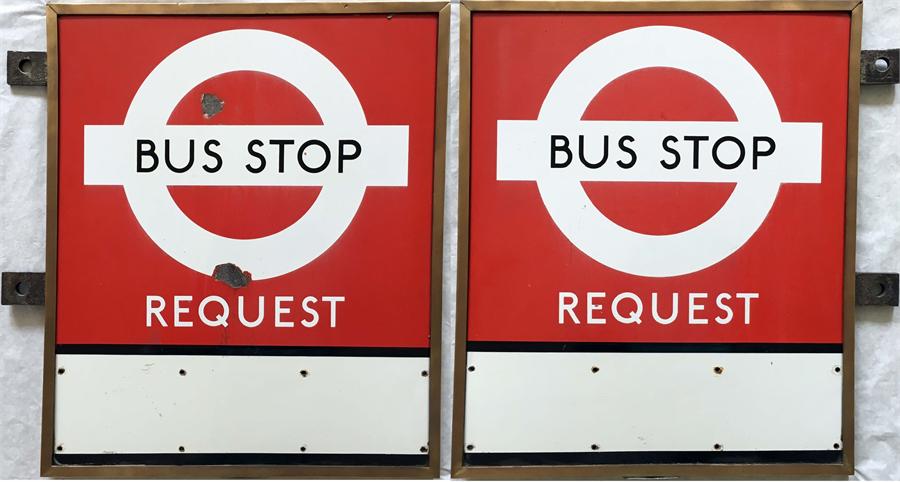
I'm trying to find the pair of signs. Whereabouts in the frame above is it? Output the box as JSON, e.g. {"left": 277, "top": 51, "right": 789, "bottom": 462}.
{"left": 43, "top": 0, "right": 861, "bottom": 478}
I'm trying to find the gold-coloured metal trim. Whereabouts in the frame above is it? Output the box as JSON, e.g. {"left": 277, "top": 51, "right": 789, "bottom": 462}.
{"left": 49, "top": 2, "right": 447, "bottom": 15}
{"left": 42, "top": 2, "right": 450, "bottom": 478}
{"left": 428, "top": 4, "right": 453, "bottom": 479}
{"left": 461, "top": 0, "right": 860, "bottom": 12}
{"left": 41, "top": 4, "right": 59, "bottom": 479}
{"left": 841, "top": 2, "right": 863, "bottom": 475}
{"left": 451, "top": 3, "right": 473, "bottom": 478}
{"left": 452, "top": 0, "right": 862, "bottom": 478}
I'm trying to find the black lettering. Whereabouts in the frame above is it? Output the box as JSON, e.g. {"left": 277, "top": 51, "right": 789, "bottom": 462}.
{"left": 202, "top": 140, "right": 222, "bottom": 173}
{"left": 550, "top": 135, "right": 572, "bottom": 168}
{"left": 579, "top": 134, "right": 608, "bottom": 168}
{"left": 752, "top": 136, "right": 775, "bottom": 170}
{"left": 712, "top": 136, "right": 745, "bottom": 169}
{"left": 337, "top": 139, "right": 361, "bottom": 174}
{"left": 246, "top": 139, "right": 266, "bottom": 173}
{"left": 270, "top": 139, "right": 294, "bottom": 173}
{"left": 660, "top": 135, "right": 680, "bottom": 169}
{"left": 136, "top": 139, "right": 158, "bottom": 173}
{"left": 684, "top": 136, "right": 709, "bottom": 169}
{"left": 298, "top": 139, "right": 330, "bottom": 173}
{"left": 164, "top": 139, "right": 194, "bottom": 173}
{"left": 617, "top": 135, "right": 637, "bottom": 169}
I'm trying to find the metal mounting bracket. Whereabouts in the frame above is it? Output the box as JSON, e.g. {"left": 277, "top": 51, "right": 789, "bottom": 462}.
{"left": 6, "top": 51, "right": 47, "bottom": 86}
{"left": 861, "top": 49, "right": 899, "bottom": 85}
{"left": 1, "top": 272, "right": 45, "bottom": 306}
{"left": 855, "top": 272, "right": 899, "bottom": 306}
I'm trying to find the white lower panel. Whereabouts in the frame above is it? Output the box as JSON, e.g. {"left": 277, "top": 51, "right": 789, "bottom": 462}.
{"left": 55, "top": 354, "right": 429, "bottom": 454}
{"left": 464, "top": 351, "right": 842, "bottom": 453}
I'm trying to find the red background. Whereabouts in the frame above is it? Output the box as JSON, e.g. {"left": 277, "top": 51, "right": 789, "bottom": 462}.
{"left": 56, "top": 15, "right": 438, "bottom": 347}
{"left": 467, "top": 13, "right": 850, "bottom": 344}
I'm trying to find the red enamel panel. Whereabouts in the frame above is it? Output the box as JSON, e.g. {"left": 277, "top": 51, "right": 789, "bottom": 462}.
{"left": 56, "top": 15, "right": 438, "bottom": 347}
{"left": 467, "top": 13, "right": 850, "bottom": 344}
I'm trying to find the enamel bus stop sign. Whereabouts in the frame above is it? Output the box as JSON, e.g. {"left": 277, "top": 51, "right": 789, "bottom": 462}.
{"left": 45, "top": 4, "right": 447, "bottom": 477}
{"left": 456, "top": 3, "right": 859, "bottom": 478}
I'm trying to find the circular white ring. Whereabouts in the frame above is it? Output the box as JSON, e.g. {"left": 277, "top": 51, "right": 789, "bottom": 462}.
{"left": 123, "top": 29, "right": 367, "bottom": 280}
{"left": 537, "top": 26, "right": 782, "bottom": 277}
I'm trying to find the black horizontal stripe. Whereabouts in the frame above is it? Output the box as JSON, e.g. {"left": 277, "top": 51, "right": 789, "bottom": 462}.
{"left": 55, "top": 452, "right": 428, "bottom": 466}
{"left": 464, "top": 450, "right": 841, "bottom": 466}
{"left": 56, "top": 344, "right": 429, "bottom": 357}
{"left": 467, "top": 341, "right": 842, "bottom": 353}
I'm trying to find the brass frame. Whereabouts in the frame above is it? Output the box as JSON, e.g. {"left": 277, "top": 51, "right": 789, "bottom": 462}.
{"left": 452, "top": 0, "right": 862, "bottom": 478}
{"left": 42, "top": 2, "right": 450, "bottom": 478}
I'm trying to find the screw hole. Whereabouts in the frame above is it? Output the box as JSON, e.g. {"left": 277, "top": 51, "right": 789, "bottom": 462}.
{"left": 833, "top": 442, "right": 841, "bottom": 449}
{"left": 300, "top": 446, "right": 307, "bottom": 452}
{"left": 713, "top": 366, "right": 724, "bottom": 375}
{"left": 178, "top": 369, "right": 186, "bottom": 376}
{"left": 421, "top": 370, "right": 428, "bottom": 377}
{"left": 14, "top": 282, "right": 28, "bottom": 296}
{"left": 713, "top": 443, "right": 723, "bottom": 451}
{"left": 877, "top": 282, "right": 887, "bottom": 297}
{"left": 466, "top": 444, "right": 475, "bottom": 451}
{"left": 17, "top": 58, "right": 33, "bottom": 75}
{"left": 56, "top": 444, "right": 63, "bottom": 452}
{"left": 57, "top": 367, "right": 65, "bottom": 375}
{"left": 591, "top": 444, "right": 599, "bottom": 450}
{"left": 833, "top": 366, "right": 842, "bottom": 374}
{"left": 467, "top": 366, "right": 475, "bottom": 372}
{"left": 178, "top": 446, "right": 185, "bottom": 453}
{"left": 874, "top": 57, "right": 890, "bottom": 73}
{"left": 420, "top": 446, "right": 428, "bottom": 453}
{"left": 300, "top": 369, "right": 309, "bottom": 378}
{"left": 591, "top": 366, "right": 599, "bottom": 373}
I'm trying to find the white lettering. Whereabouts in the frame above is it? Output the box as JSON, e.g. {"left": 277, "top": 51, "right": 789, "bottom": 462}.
{"left": 322, "top": 296, "right": 345, "bottom": 328}
{"left": 651, "top": 292, "right": 677, "bottom": 325}
{"left": 553, "top": 291, "right": 761, "bottom": 328}
{"left": 586, "top": 292, "right": 606, "bottom": 324}
{"left": 559, "top": 292, "right": 580, "bottom": 324}
{"left": 274, "top": 296, "right": 294, "bottom": 327}
{"left": 174, "top": 295, "right": 192, "bottom": 327}
{"left": 146, "top": 295, "right": 166, "bottom": 327}
{"left": 238, "top": 296, "right": 264, "bottom": 328}
{"left": 736, "top": 293, "right": 760, "bottom": 324}
{"left": 199, "top": 295, "right": 229, "bottom": 327}
{"left": 688, "top": 293, "right": 708, "bottom": 324}
{"left": 301, "top": 296, "right": 319, "bottom": 328}
{"left": 612, "top": 292, "right": 642, "bottom": 324}
{"left": 715, "top": 293, "right": 733, "bottom": 324}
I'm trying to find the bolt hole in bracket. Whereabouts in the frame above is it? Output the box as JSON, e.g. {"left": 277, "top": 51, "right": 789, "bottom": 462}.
{"left": 6, "top": 51, "right": 47, "bottom": 86}
{"left": 861, "top": 49, "right": 900, "bottom": 84}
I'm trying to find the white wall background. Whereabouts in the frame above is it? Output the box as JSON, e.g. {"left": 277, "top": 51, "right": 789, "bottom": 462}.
{"left": 0, "top": 0, "right": 897, "bottom": 479}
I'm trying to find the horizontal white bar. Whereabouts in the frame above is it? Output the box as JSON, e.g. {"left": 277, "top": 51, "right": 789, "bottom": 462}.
{"left": 497, "top": 120, "right": 821, "bottom": 183}
{"left": 55, "top": 354, "right": 429, "bottom": 454}
{"left": 84, "top": 125, "right": 408, "bottom": 186}
{"left": 464, "top": 351, "right": 842, "bottom": 453}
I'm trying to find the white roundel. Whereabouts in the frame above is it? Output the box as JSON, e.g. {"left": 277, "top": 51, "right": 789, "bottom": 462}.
{"left": 503, "top": 26, "right": 820, "bottom": 278}
{"left": 101, "top": 29, "right": 408, "bottom": 280}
